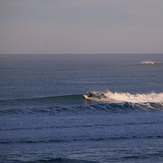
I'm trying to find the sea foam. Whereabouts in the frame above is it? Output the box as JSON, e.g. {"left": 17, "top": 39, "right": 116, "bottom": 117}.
{"left": 91, "top": 91, "right": 163, "bottom": 103}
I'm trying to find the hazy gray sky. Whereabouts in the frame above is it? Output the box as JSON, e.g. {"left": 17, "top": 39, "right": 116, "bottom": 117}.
{"left": 0, "top": 0, "right": 163, "bottom": 54}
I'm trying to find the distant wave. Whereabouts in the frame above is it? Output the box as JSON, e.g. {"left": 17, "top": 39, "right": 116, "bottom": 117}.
{"left": 138, "top": 60, "right": 163, "bottom": 66}
{"left": 140, "top": 61, "right": 156, "bottom": 65}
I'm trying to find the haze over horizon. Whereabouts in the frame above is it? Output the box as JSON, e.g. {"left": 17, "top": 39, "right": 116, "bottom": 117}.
{"left": 0, "top": 0, "right": 163, "bottom": 54}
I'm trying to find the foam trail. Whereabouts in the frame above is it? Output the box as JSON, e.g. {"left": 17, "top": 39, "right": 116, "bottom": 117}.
{"left": 91, "top": 91, "right": 163, "bottom": 103}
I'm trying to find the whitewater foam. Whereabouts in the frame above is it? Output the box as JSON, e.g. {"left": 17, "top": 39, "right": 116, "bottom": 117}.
{"left": 140, "top": 61, "right": 156, "bottom": 65}
{"left": 91, "top": 91, "right": 163, "bottom": 103}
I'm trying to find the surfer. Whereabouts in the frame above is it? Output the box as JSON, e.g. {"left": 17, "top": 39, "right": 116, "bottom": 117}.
{"left": 88, "top": 92, "right": 93, "bottom": 97}
{"left": 83, "top": 92, "right": 93, "bottom": 99}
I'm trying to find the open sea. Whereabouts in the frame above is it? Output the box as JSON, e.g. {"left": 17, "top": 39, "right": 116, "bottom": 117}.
{"left": 0, "top": 54, "right": 163, "bottom": 163}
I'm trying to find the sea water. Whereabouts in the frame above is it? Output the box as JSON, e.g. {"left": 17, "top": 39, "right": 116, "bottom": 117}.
{"left": 0, "top": 54, "right": 163, "bottom": 163}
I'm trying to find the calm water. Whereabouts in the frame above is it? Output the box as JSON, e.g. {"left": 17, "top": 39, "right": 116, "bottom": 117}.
{"left": 0, "top": 54, "right": 163, "bottom": 163}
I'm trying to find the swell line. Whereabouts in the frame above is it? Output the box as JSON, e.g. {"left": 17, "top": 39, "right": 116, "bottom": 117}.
{"left": 1, "top": 102, "right": 163, "bottom": 116}
{"left": 1, "top": 135, "right": 163, "bottom": 145}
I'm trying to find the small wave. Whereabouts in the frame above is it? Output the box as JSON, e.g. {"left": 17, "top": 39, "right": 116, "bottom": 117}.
{"left": 1, "top": 102, "right": 163, "bottom": 116}
{"left": 32, "top": 158, "right": 98, "bottom": 163}
{"left": 1, "top": 135, "right": 163, "bottom": 145}
{"left": 5, "top": 158, "right": 98, "bottom": 163}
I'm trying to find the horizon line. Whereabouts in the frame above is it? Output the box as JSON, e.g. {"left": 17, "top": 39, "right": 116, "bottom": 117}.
{"left": 0, "top": 53, "right": 163, "bottom": 55}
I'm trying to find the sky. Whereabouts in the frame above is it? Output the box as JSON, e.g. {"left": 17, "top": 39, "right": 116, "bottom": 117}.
{"left": 0, "top": 0, "right": 163, "bottom": 54}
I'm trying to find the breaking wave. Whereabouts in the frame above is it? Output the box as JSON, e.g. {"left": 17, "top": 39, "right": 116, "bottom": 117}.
{"left": 1, "top": 91, "right": 163, "bottom": 115}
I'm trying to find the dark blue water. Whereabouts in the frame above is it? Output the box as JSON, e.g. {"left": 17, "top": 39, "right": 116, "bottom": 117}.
{"left": 0, "top": 54, "right": 163, "bottom": 163}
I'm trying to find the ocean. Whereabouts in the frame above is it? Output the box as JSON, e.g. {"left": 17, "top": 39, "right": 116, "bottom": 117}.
{"left": 0, "top": 54, "right": 163, "bottom": 163}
